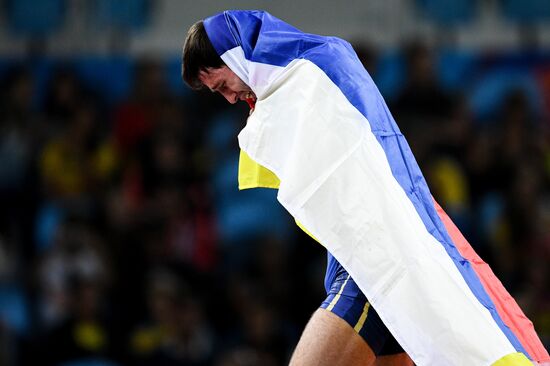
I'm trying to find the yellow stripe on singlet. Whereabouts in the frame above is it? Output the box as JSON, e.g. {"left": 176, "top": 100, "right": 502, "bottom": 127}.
{"left": 326, "top": 274, "right": 351, "bottom": 312}
{"left": 354, "top": 301, "right": 371, "bottom": 333}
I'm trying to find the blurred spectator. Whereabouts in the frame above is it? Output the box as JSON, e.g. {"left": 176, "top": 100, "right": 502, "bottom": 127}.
{"left": 44, "top": 67, "right": 90, "bottom": 134}
{"left": 221, "top": 261, "right": 296, "bottom": 364}
{"left": 393, "top": 40, "right": 453, "bottom": 123}
{"left": 492, "top": 90, "right": 545, "bottom": 184}
{"left": 351, "top": 40, "right": 378, "bottom": 77}
{"left": 425, "top": 156, "right": 471, "bottom": 229}
{"left": 216, "top": 347, "right": 278, "bottom": 366}
{"left": 30, "top": 276, "right": 122, "bottom": 366}
{"left": 518, "top": 196, "right": 550, "bottom": 347}
{"left": 486, "top": 160, "right": 546, "bottom": 288}
{"left": 0, "top": 67, "right": 36, "bottom": 194}
{"left": 0, "top": 67, "right": 40, "bottom": 260}
{"left": 139, "top": 124, "right": 188, "bottom": 195}
{"left": 433, "top": 95, "right": 473, "bottom": 161}
{"left": 129, "top": 268, "right": 214, "bottom": 366}
{"left": 112, "top": 58, "right": 168, "bottom": 155}
{"left": 37, "top": 219, "right": 111, "bottom": 328}
{"left": 424, "top": 95, "right": 474, "bottom": 227}
{"left": 39, "top": 100, "right": 118, "bottom": 200}
{"left": 142, "top": 182, "right": 217, "bottom": 271}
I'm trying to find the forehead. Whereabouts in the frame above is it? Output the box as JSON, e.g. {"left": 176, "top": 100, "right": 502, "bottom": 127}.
{"left": 198, "top": 66, "right": 235, "bottom": 89}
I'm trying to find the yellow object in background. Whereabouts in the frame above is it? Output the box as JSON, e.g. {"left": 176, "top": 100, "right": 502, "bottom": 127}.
{"left": 73, "top": 321, "right": 106, "bottom": 352}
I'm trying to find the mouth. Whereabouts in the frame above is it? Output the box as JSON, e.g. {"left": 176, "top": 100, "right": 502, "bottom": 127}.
{"left": 241, "top": 91, "right": 256, "bottom": 101}
{"left": 243, "top": 91, "right": 256, "bottom": 110}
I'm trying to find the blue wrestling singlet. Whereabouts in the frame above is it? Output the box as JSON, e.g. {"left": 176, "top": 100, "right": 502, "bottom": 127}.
{"left": 321, "top": 252, "right": 405, "bottom": 356}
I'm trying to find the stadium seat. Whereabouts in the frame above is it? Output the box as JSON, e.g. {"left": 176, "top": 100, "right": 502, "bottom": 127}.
{"left": 5, "top": 0, "right": 65, "bottom": 36}
{"left": 92, "top": 0, "right": 150, "bottom": 31}
{"left": 415, "top": 0, "right": 475, "bottom": 26}
{"left": 0, "top": 284, "right": 29, "bottom": 336}
{"left": 166, "top": 56, "right": 193, "bottom": 97}
{"left": 500, "top": 0, "right": 550, "bottom": 23}
{"left": 212, "top": 155, "right": 290, "bottom": 245}
{"left": 60, "top": 359, "right": 120, "bottom": 366}
{"left": 374, "top": 50, "right": 405, "bottom": 101}
{"left": 73, "top": 57, "right": 134, "bottom": 103}
{"left": 436, "top": 49, "right": 478, "bottom": 92}
{"left": 34, "top": 202, "right": 65, "bottom": 252}
{"left": 468, "top": 68, "right": 543, "bottom": 120}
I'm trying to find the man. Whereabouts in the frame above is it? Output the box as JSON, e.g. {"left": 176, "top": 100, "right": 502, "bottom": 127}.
{"left": 182, "top": 10, "right": 549, "bottom": 366}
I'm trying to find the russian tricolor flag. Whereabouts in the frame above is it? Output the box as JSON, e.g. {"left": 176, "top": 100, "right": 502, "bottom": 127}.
{"left": 203, "top": 10, "right": 549, "bottom": 366}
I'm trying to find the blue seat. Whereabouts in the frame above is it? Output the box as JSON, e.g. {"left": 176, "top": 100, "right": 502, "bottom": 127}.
{"left": 375, "top": 49, "right": 477, "bottom": 99}
{"left": 60, "top": 358, "right": 120, "bottom": 366}
{"left": 0, "top": 60, "right": 16, "bottom": 81}
{"left": 416, "top": 0, "right": 475, "bottom": 26}
{"left": 501, "top": 0, "right": 550, "bottom": 23}
{"left": 374, "top": 50, "right": 405, "bottom": 101}
{"left": 34, "top": 202, "right": 65, "bottom": 252}
{"left": 468, "top": 68, "right": 543, "bottom": 121}
{"left": 166, "top": 56, "right": 193, "bottom": 97}
{"left": 92, "top": 0, "right": 150, "bottom": 31}
{"left": 5, "top": 0, "right": 65, "bottom": 36}
{"left": 73, "top": 57, "right": 134, "bottom": 103}
{"left": 436, "top": 49, "right": 478, "bottom": 92}
{"left": 212, "top": 154, "right": 290, "bottom": 244}
{"left": 26, "top": 57, "right": 56, "bottom": 109}
{"left": 0, "top": 285, "right": 29, "bottom": 336}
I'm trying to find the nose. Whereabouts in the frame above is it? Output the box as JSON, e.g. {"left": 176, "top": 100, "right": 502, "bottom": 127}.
{"left": 221, "top": 90, "right": 238, "bottom": 104}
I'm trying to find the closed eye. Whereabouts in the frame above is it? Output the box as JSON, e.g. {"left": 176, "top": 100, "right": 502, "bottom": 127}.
{"left": 210, "top": 82, "right": 224, "bottom": 93}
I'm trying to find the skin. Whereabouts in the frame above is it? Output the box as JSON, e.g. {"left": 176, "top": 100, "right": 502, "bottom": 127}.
{"left": 200, "top": 66, "right": 413, "bottom": 366}
{"left": 198, "top": 66, "right": 256, "bottom": 104}
{"left": 290, "top": 309, "right": 414, "bottom": 366}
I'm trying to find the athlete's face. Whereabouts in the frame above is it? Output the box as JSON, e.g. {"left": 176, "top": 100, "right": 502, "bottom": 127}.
{"left": 199, "top": 66, "right": 256, "bottom": 104}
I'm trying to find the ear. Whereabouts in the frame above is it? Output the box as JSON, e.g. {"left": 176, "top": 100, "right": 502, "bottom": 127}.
{"left": 198, "top": 68, "right": 212, "bottom": 87}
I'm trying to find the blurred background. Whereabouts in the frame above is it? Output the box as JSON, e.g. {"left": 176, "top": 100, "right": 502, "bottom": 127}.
{"left": 0, "top": 0, "right": 549, "bottom": 365}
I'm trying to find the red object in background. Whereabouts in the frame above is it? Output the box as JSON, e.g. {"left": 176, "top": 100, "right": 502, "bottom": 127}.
{"left": 536, "top": 67, "right": 550, "bottom": 126}
{"left": 113, "top": 103, "right": 154, "bottom": 153}
{"left": 163, "top": 185, "right": 218, "bottom": 272}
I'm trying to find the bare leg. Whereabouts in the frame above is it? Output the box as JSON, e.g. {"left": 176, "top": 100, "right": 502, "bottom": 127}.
{"left": 375, "top": 353, "right": 414, "bottom": 366}
{"left": 290, "top": 308, "right": 414, "bottom": 366}
{"left": 289, "top": 308, "right": 376, "bottom": 366}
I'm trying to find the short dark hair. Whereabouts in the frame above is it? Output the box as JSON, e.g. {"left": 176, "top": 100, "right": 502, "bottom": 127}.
{"left": 182, "top": 20, "right": 225, "bottom": 90}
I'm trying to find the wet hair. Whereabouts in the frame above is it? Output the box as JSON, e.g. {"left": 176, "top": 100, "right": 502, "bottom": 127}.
{"left": 181, "top": 20, "right": 225, "bottom": 90}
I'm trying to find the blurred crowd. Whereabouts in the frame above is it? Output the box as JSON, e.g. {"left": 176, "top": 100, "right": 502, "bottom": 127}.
{"left": 0, "top": 41, "right": 548, "bottom": 366}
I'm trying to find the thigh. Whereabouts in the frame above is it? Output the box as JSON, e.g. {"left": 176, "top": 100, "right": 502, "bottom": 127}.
{"left": 375, "top": 353, "right": 414, "bottom": 366}
{"left": 321, "top": 275, "right": 403, "bottom": 358}
{"left": 289, "top": 308, "right": 376, "bottom": 366}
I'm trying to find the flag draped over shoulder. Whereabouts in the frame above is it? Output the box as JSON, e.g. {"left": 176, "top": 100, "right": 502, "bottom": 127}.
{"left": 203, "top": 10, "right": 549, "bottom": 366}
